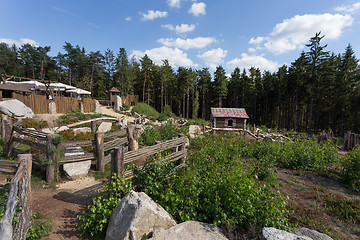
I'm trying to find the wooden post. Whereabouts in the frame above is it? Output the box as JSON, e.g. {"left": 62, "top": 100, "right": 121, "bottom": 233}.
{"left": 344, "top": 132, "right": 349, "bottom": 150}
{"left": 202, "top": 123, "right": 206, "bottom": 133}
{"left": 4, "top": 119, "right": 13, "bottom": 157}
{"left": 178, "top": 134, "right": 185, "bottom": 165}
{"left": 91, "top": 120, "right": 97, "bottom": 132}
{"left": 95, "top": 132, "right": 105, "bottom": 172}
{"left": 127, "top": 125, "right": 139, "bottom": 151}
{"left": 111, "top": 146, "right": 125, "bottom": 176}
{"left": 46, "top": 134, "right": 55, "bottom": 182}
{"left": 350, "top": 133, "right": 355, "bottom": 150}
{"left": 1, "top": 114, "right": 8, "bottom": 139}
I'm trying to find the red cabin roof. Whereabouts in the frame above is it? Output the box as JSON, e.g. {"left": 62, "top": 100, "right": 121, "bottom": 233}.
{"left": 211, "top": 107, "right": 249, "bottom": 119}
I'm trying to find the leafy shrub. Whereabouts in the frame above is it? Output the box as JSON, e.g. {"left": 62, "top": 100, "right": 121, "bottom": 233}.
{"left": 26, "top": 214, "right": 52, "bottom": 240}
{"left": 158, "top": 105, "right": 175, "bottom": 121}
{"left": 77, "top": 174, "right": 134, "bottom": 237}
{"left": 131, "top": 103, "right": 159, "bottom": 118}
{"left": 60, "top": 111, "right": 104, "bottom": 125}
{"left": 140, "top": 122, "right": 188, "bottom": 146}
{"left": 341, "top": 147, "right": 360, "bottom": 192}
{"left": 123, "top": 103, "right": 130, "bottom": 111}
{"left": 22, "top": 118, "right": 48, "bottom": 129}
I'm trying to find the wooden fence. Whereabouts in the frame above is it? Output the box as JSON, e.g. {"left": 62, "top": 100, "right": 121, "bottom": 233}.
{"left": 2, "top": 114, "right": 188, "bottom": 183}
{"left": 111, "top": 134, "right": 187, "bottom": 179}
{"left": 0, "top": 154, "right": 32, "bottom": 240}
{"left": 344, "top": 132, "right": 359, "bottom": 150}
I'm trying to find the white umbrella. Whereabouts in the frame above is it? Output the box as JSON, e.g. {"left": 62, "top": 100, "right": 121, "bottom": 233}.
{"left": 67, "top": 88, "right": 91, "bottom": 95}
{"left": 50, "top": 82, "right": 76, "bottom": 90}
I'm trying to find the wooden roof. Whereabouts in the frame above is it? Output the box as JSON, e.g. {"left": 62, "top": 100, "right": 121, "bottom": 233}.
{"left": 0, "top": 84, "right": 32, "bottom": 93}
{"left": 109, "top": 87, "right": 120, "bottom": 93}
{"left": 211, "top": 107, "right": 249, "bottom": 119}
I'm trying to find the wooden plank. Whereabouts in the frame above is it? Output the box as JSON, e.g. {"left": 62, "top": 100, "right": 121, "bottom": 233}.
{"left": 13, "top": 148, "right": 43, "bottom": 166}
{"left": 13, "top": 137, "right": 47, "bottom": 152}
{"left": 104, "top": 137, "right": 128, "bottom": 151}
{"left": 60, "top": 153, "right": 95, "bottom": 163}
{"left": 13, "top": 126, "right": 48, "bottom": 141}
{"left": 61, "top": 140, "right": 94, "bottom": 148}
{"left": 67, "top": 117, "right": 118, "bottom": 128}
{"left": 104, "top": 129, "right": 127, "bottom": 139}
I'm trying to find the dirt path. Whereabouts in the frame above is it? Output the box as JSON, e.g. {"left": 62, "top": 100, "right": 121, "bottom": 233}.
{"left": 100, "top": 106, "right": 135, "bottom": 122}
{"left": 32, "top": 177, "right": 103, "bottom": 240}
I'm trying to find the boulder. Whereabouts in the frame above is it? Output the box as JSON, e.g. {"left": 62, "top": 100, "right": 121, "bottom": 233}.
{"left": 189, "top": 125, "right": 202, "bottom": 138}
{"left": 117, "top": 117, "right": 128, "bottom": 129}
{"left": 72, "top": 127, "right": 91, "bottom": 135}
{"left": 79, "top": 102, "right": 84, "bottom": 113}
{"left": 63, "top": 147, "right": 90, "bottom": 179}
{"left": 0, "top": 99, "right": 34, "bottom": 118}
{"left": 98, "top": 122, "right": 112, "bottom": 133}
{"left": 41, "top": 128, "right": 55, "bottom": 134}
{"left": 48, "top": 102, "right": 57, "bottom": 114}
{"left": 55, "top": 126, "right": 69, "bottom": 132}
{"left": 94, "top": 100, "right": 101, "bottom": 113}
{"left": 150, "top": 221, "right": 228, "bottom": 240}
{"left": 262, "top": 228, "right": 312, "bottom": 240}
{"left": 295, "top": 228, "right": 333, "bottom": 240}
{"left": 106, "top": 191, "right": 176, "bottom": 240}
{"left": 114, "top": 96, "right": 122, "bottom": 111}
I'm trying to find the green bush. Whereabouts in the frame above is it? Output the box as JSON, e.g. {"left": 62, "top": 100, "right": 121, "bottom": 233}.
{"left": 341, "top": 147, "right": 360, "bottom": 192}
{"left": 158, "top": 105, "right": 175, "bottom": 121}
{"left": 77, "top": 174, "right": 134, "bottom": 238}
{"left": 26, "top": 214, "right": 52, "bottom": 240}
{"left": 131, "top": 103, "right": 159, "bottom": 118}
{"left": 22, "top": 118, "right": 48, "bottom": 129}
{"left": 140, "top": 122, "right": 188, "bottom": 146}
{"left": 123, "top": 103, "right": 130, "bottom": 111}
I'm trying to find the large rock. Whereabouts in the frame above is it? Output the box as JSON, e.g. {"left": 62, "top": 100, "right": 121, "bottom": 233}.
{"left": 262, "top": 228, "right": 312, "bottom": 240}
{"left": 189, "top": 125, "right": 202, "bottom": 138}
{"left": 63, "top": 147, "right": 91, "bottom": 179}
{"left": 295, "top": 228, "right": 333, "bottom": 240}
{"left": 0, "top": 99, "right": 34, "bottom": 118}
{"left": 114, "top": 96, "right": 122, "bottom": 111}
{"left": 150, "top": 221, "right": 228, "bottom": 240}
{"left": 94, "top": 100, "right": 101, "bottom": 113}
{"left": 106, "top": 191, "right": 176, "bottom": 240}
{"left": 72, "top": 127, "right": 91, "bottom": 135}
{"left": 48, "top": 101, "right": 57, "bottom": 114}
{"left": 98, "top": 122, "right": 112, "bottom": 133}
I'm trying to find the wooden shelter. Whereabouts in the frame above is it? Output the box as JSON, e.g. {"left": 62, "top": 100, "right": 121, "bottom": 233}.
{"left": 210, "top": 107, "right": 249, "bottom": 129}
{"left": 0, "top": 84, "right": 32, "bottom": 100}
{"left": 109, "top": 87, "right": 121, "bottom": 105}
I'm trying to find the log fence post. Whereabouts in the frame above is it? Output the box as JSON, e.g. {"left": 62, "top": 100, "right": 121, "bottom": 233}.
{"left": 1, "top": 114, "right": 8, "bottom": 139}
{"left": 95, "top": 131, "right": 105, "bottom": 172}
{"left": 91, "top": 120, "right": 97, "bottom": 132}
{"left": 178, "top": 134, "right": 186, "bottom": 165}
{"left": 46, "top": 133, "right": 55, "bottom": 182}
{"left": 4, "top": 119, "right": 13, "bottom": 157}
{"left": 111, "top": 146, "right": 125, "bottom": 176}
{"left": 127, "top": 125, "right": 139, "bottom": 151}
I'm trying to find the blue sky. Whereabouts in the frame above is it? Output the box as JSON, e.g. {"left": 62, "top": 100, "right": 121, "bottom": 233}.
{"left": 1, "top": 0, "right": 360, "bottom": 74}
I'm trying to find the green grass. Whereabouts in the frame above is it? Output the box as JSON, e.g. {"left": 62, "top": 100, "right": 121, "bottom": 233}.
{"left": 131, "top": 103, "right": 159, "bottom": 118}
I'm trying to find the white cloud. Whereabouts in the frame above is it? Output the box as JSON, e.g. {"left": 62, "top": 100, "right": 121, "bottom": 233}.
{"left": 189, "top": 2, "right": 206, "bottom": 16}
{"left": 248, "top": 48, "right": 257, "bottom": 53}
{"left": 250, "top": 13, "right": 353, "bottom": 55}
{"left": 198, "top": 48, "right": 227, "bottom": 70}
{"left": 0, "top": 38, "right": 39, "bottom": 47}
{"left": 162, "top": 24, "right": 195, "bottom": 34}
{"left": 167, "top": 0, "right": 181, "bottom": 8}
{"left": 158, "top": 37, "right": 217, "bottom": 50}
{"left": 131, "top": 46, "right": 195, "bottom": 67}
{"left": 125, "top": 16, "right": 132, "bottom": 21}
{"left": 249, "top": 36, "right": 265, "bottom": 45}
{"left": 334, "top": 2, "right": 360, "bottom": 14}
{"left": 140, "top": 10, "right": 168, "bottom": 21}
{"left": 175, "top": 24, "right": 196, "bottom": 34}
{"left": 226, "top": 54, "right": 279, "bottom": 72}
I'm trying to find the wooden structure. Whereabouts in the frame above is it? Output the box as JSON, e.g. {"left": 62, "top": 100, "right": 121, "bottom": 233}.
{"left": 109, "top": 87, "right": 121, "bottom": 105}
{"left": 0, "top": 84, "right": 32, "bottom": 100}
{"left": 0, "top": 154, "right": 32, "bottom": 240}
{"left": 210, "top": 107, "right": 249, "bottom": 129}
{"left": 344, "top": 132, "right": 359, "bottom": 150}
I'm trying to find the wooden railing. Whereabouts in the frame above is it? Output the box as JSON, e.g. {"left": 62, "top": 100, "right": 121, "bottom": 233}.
{"left": 0, "top": 154, "right": 32, "bottom": 240}
{"left": 344, "top": 132, "right": 359, "bottom": 150}
{"left": 110, "top": 134, "right": 188, "bottom": 179}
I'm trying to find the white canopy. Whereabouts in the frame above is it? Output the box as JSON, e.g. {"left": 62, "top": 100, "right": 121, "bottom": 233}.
{"left": 66, "top": 88, "right": 91, "bottom": 95}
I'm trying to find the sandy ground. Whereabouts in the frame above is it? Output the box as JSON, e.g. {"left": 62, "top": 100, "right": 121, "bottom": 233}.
{"left": 32, "top": 176, "right": 104, "bottom": 240}
{"left": 100, "top": 106, "right": 136, "bottom": 122}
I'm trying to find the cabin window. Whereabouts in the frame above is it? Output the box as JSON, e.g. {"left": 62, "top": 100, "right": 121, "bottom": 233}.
{"left": 227, "top": 118, "right": 234, "bottom": 127}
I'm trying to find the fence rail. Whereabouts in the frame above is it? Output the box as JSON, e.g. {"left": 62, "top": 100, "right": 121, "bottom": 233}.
{"left": 344, "top": 132, "right": 359, "bottom": 151}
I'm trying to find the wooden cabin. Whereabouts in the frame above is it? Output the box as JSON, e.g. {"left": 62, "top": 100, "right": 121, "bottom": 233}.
{"left": 0, "top": 84, "right": 32, "bottom": 100}
{"left": 109, "top": 87, "right": 121, "bottom": 105}
{"left": 210, "top": 107, "right": 249, "bottom": 129}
